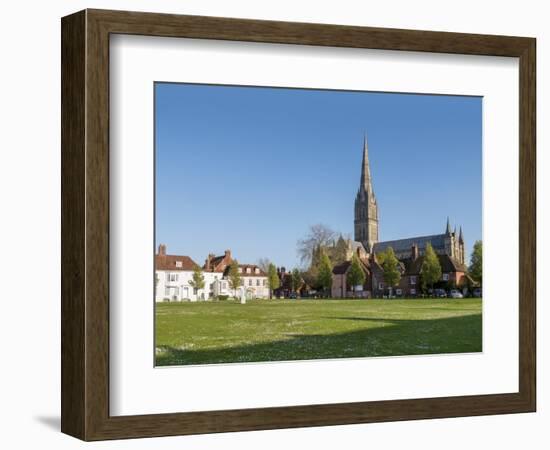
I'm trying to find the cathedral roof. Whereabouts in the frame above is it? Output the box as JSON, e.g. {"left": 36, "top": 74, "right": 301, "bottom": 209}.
{"left": 373, "top": 233, "right": 447, "bottom": 254}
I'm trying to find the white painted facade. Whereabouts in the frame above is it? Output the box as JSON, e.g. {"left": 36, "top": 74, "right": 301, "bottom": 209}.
{"left": 155, "top": 267, "right": 269, "bottom": 302}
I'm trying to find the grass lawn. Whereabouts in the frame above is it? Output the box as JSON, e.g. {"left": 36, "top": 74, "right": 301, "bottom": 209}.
{"left": 155, "top": 298, "right": 482, "bottom": 366}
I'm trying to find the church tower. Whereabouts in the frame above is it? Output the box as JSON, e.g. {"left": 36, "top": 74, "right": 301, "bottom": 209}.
{"left": 354, "top": 135, "right": 379, "bottom": 252}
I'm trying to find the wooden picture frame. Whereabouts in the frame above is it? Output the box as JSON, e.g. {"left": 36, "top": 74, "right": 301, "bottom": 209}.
{"left": 61, "top": 9, "right": 536, "bottom": 441}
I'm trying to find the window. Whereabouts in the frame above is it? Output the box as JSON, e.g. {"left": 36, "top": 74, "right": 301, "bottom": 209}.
{"left": 168, "top": 273, "right": 178, "bottom": 282}
{"left": 378, "top": 282, "right": 384, "bottom": 290}
{"left": 263, "top": 280, "right": 267, "bottom": 286}
{"left": 164, "top": 287, "right": 170, "bottom": 296}
{"left": 238, "top": 267, "right": 242, "bottom": 273}
{"left": 255, "top": 268, "right": 260, "bottom": 274}
{"left": 248, "top": 279, "right": 253, "bottom": 286}
{"left": 175, "top": 261, "right": 182, "bottom": 268}
{"left": 410, "top": 276, "right": 416, "bottom": 285}
{"left": 410, "top": 288, "right": 416, "bottom": 295}
{"left": 396, "top": 289, "right": 402, "bottom": 295}
{"left": 442, "top": 273, "right": 449, "bottom": 281}
{"left": 246, "top": 267, "right": 252, "bottom": 274}
{"left": 256, "top": 279, "right": 260, "bottom": 286}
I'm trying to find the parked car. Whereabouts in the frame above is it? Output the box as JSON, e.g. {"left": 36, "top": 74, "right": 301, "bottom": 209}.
{"left": 433, "top": 289, "right": 447, "bottom": 298}
{"left": 449, "top": 289, "right": 464, "bottom": 299}
{"left": 473, "top": 288, "right": 482, "bottom": 297}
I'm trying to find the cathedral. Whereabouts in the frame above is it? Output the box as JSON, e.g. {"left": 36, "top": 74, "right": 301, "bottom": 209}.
{"left": 354, "top": 135, "right": 465, "bottom": 265}
{"left": 329, "top": 136, "right": 471, "bottom": 298}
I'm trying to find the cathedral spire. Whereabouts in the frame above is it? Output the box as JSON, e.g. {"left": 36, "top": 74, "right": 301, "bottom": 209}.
{"left": 354, "top": 134, "right": 379, "bottom": 249}
{"left": 459, "top": 226, "right": 464, "bottom": 243}
{"left": 445, "top": 217, "right": 452, "bottom": 235}
{"left": 360, "top": 133, "right": 373, "bottom": 194}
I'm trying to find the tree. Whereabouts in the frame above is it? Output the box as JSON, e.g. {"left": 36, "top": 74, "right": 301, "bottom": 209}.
{"left": 291, "top": 268, "right": 303, "bottom": 297}
{"left": 421, "top": 243, "right": 442, "bottom": 293}
{"left": 317, "top": 250, "right": 333, "bottom": 297}
{"left": 227, "top": 260, "right": 242, "bottom": 298}
{"left": 257, "top": 257, "right": 271, "bottom": 274}
{"left": 375, "top": 251, "right": 387, "bottom": 266}
{"left": 267, "top": 263, "right": 280, "bottom": 299}
{"left": 331, "top": 235, "right": 349, "bottom": 266}
{"left": 469, "top": 240, "right": 483, "bottom": 284}
{"left": 346, "top": 253, "right": 366, "bottom": 295}
{"left": 297, "top": 224, "right": 337, "bottom": 266}
{"left": 382, "top": 247, "right": 401, "bottom": 296}
{"left": 188, "top": 265, "right": 205, "bottom": 300}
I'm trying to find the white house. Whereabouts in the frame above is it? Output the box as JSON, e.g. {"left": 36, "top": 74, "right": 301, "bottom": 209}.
{"left": 155, "top": 245, "right": 269, "bottom": 302}
{"left": 234, "top": 264, "right": 269, "bottom": 299}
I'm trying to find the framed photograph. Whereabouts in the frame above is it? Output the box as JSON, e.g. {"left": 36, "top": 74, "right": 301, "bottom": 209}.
{"left": 61, "top": 9, "right": 536, "bottom": 440}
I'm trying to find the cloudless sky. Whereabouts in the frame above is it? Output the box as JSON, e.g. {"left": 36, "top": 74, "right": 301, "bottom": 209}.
{"left": 155, "top": 83, "right": 482, "bottom": 269}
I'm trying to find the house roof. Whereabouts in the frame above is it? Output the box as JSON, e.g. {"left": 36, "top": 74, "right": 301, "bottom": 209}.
{"left": 155, "top": 254, "right": 198, "bottom": 271}
{"left": 223, "top": 264, "right": 266, "bottom": 277}
{"left": 332, "top": 258, "right": 370, "bottom": 275}
{"left": 373, "top": 233, "right": 447, "bottom": 254}
{"left": 332, "top": 261, "right": 352, "bottom": 275}
{"left": 203, "top": 251, "right": 232, "bottom": 273}
{"left": 401, "top": 254, "right": 467, "bottom": 275}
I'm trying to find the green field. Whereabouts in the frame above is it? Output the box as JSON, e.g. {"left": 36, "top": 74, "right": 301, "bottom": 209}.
{"left": 155, "top": 298, "right": 482, "bottom": 366}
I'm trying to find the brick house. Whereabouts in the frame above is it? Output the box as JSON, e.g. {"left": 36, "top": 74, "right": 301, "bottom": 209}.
{"left": 371, "top": 244, "right": 469, "bottom": 298}
{"left": 331, "top": 255, "right": 373, "bottom": 298}
{"left": 331, "top": 244, "right": 470, "bottom": 299}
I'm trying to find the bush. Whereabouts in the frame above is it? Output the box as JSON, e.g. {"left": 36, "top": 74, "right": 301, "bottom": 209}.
{"left": 217, "top": 295, "right": 229, "bottom": 301}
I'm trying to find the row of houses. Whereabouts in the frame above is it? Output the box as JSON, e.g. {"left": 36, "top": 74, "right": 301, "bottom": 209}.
{"left": 331, "top": 242, "right": 472, "bottom": 298}
{"left": 155, "top": 245, "right": 269, "bottom": 302}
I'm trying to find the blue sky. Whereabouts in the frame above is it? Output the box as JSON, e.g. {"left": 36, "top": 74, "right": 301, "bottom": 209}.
{"left": 155, "top": 83, "right": 482, "bottom": 269}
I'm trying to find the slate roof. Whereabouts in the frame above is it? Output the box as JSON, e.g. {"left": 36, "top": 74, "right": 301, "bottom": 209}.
{"left": 332, "top": 258, "right": 370, "bottom": 275}
{"left": 332, "top": 261, "right": 352, "bottom": 275}
{"left": 401, "top": 254, "right": 467, "bottom": 275}
{"left": 373, "top": 233, "right": 447, "bottom": 254}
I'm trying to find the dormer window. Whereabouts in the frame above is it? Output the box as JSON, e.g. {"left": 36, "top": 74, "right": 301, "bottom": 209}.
{"left": 175, "top": 261, "right": 182, "bottom": 268}
{"left": 246, "top": 267, "right": 252, "bottom": 274}
{"left": 255, "top": 268, "right": 260, "bottom": 274}
{"left": 238, "top": 267, "right": 242, "bottom": 273}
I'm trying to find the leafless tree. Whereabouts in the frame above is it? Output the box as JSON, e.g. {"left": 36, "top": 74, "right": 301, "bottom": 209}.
{"left": 296, "top": 223, "right": 337, "bottom": 266}
{"left": 257, "top": 257, "right": 272, "bottom": 274}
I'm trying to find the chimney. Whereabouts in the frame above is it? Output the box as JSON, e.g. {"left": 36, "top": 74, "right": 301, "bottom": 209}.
{"left": 411, "top": 244, "right": 419, "bottom": 261}
{"left": 205, "top": 254, "right": 212, "bottom": 271}
{"left": 224, "top": 249, "right": 231, "bottom": 260}
{"left": 158, "top": 244, "right": 166, "bottom": 256}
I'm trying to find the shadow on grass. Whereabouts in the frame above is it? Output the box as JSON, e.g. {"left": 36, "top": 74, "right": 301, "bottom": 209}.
{"left": 156, "top": 313, "right": 482, "bottom": 366}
